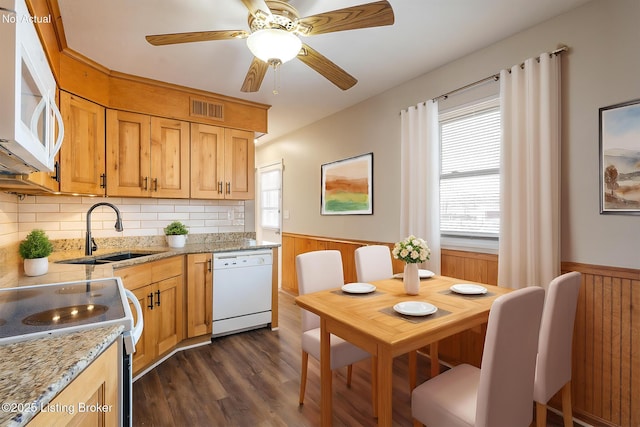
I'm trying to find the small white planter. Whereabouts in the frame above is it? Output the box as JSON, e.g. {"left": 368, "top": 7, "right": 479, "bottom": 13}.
{"left": 24, "top": 257, "right": 49, "bottom": 277}
{"left": 166, "top": 234, "right": 187, "bottom": 248}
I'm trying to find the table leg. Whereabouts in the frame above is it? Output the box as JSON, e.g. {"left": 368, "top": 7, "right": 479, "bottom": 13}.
{"left": 430, "top": 342, "right": 439, "bottom": 378}
{"left": 320, "top": 318, "right": 332, "bottom": 426}
{"left": 377, "top": 346, "right": 393, "bottom": 426}
{"left": 408, "top": 350, "right": 417, "bottom": 391}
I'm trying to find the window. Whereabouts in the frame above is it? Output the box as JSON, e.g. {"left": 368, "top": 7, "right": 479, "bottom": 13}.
{"left": 439, "top": 98, "right": 500, "bottom": 239}
{"left": 259, "top": 168, "right": 281, "bottom": 230}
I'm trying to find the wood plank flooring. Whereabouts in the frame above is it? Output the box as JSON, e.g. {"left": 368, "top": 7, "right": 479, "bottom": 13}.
{"left": 132, "top": 291, "right": 571, "bottom": 426}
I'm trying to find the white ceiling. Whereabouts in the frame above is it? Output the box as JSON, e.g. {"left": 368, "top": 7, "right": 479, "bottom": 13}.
{"left": 57, "top": 0, "right": 590, "bottom": 143}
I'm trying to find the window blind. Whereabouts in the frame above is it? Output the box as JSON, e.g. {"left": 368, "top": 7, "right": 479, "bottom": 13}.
{"left": 440, "top": 102, "right": 500, "bottom": 237}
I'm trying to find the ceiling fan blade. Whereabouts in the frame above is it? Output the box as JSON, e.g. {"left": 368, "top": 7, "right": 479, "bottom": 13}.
{"left": 297, "top": 44, "right": 357, "bottom": 90}
{"left": 146, "top": 30, "right": 248, "bottom": 46}
{"left": 241, "top": 57, "right": 269, "bottom": 92}
{"left": 297, "top": 0, "right": 394, "bottom": 36}
{"left": 240, "top": 0, "right": 272, "bottom": 19}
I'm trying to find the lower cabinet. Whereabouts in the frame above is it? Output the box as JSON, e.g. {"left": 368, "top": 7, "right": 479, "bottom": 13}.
{"left": 186, "top": 253, "right": 213, "bottom": 338}
{"left": 28, "top": 340, "right": 119, "bottom": 426}
{"left": 118, "top": 256, "right": 184, "bottom": 375}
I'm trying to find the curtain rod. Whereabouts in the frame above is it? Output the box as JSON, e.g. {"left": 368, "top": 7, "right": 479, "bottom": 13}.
{"left": 431, "top": 45, "right": 568, "bottom": 103}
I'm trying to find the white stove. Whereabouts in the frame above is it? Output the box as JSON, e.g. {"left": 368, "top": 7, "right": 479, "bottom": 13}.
{"left": 0, "top": 277, "right": 143, "bottom": 426}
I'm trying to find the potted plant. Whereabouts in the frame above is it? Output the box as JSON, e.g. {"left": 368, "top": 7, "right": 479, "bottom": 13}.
{"left": 164, "top": 221, "right": 188, "bottom": 248}
{"left": 19, "top": 229, "right": 54, "bottom": 276}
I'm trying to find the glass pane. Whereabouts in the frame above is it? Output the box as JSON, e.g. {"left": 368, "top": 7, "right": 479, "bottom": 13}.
{"left": 440, "top": 174, "right": 500, "bottom": 236}
{"left": 20, "top": 59, "right": 46, "bottom": 146}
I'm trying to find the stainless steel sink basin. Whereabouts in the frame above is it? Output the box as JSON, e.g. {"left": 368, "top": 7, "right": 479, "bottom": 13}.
{"left": 57, "top": 251, "right": 161, "bottom": 265}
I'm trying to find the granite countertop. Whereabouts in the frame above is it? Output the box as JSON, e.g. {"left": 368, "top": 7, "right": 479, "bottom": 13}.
{"left": 0, "top": 325, "right": 123, "bottom": 426}
{"left": 0, "top": 233, "right": 280, "bottom": 426}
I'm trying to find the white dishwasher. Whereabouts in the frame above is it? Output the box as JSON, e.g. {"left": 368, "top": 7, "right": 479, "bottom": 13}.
{"left": 212, "top": 249, "right": 273, "bottom": 338}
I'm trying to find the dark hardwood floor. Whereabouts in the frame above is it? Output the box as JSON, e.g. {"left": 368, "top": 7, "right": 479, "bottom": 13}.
{"left": 132, "top": 291, "right": 570, "bottom": 426}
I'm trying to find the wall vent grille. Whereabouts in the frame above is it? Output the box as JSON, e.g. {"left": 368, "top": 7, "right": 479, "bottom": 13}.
{"left": 190, "top": 98, "right": 224, "bottom": 120}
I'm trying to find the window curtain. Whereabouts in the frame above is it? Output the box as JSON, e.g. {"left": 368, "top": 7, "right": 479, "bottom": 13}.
{"left": 498, "top": 53, "right": 561, "bottom": 289}
{"left": 400, "top": 101, "right": 441, "bottom": 274}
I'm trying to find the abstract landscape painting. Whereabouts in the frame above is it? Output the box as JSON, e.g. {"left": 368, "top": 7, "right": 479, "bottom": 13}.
{"left": 600, "top": 99, "right": 640, "bottom": 214}
{"left": 321, "top": 153, "right": 373, "bottom": 215}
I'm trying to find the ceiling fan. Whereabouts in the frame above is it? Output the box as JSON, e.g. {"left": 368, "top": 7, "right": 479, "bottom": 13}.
{"left": 145, "top": 0, "right": 394, "bottom": 93}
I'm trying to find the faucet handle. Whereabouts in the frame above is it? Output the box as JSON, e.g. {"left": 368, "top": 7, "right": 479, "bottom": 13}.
{"left": 91, "top": 237, "right": 98, "bottom": 253}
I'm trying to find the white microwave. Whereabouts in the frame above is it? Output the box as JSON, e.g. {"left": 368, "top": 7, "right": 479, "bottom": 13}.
{"left": 0, "top": 0, "right": 63, "bottom": 174}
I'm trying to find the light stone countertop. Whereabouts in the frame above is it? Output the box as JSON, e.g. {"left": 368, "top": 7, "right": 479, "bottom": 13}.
{"left": 0, "top": 325, "right": 124, "bottom": 427}
{"left": 0, "top": 233, "right": 280, "bottom": 426}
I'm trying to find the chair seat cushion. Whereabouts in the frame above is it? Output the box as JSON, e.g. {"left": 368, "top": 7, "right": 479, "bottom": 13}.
{"left": 412, "top": 363, "right": 480, "bottom": 427}
{"left": 302, "top": 328, "right": 370, "bottom": 369}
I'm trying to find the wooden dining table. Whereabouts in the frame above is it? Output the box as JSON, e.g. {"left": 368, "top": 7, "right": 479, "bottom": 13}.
{"left": 294, "top": 275, "right": 512, "bottom": 427}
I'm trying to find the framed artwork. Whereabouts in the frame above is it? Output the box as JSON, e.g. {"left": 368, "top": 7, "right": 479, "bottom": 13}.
{"left": 599, "top": 99, "right": 640, "bottom": 214}
{"left": 321, "top": 152, "right": 373, "bottom": 215}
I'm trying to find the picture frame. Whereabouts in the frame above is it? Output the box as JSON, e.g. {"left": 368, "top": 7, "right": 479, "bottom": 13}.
{"left": 321, "top": 152, "right": 373, "bottom": 215}
{"left": 599, "top": 99, "right": 640, "bottom": 214}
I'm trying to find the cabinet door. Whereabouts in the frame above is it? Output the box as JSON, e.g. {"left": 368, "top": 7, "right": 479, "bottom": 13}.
{"left": 154, "top": 275, "right": 184, "bottom": 356}
{"left": 186, "top": 253, "right": 213, "bottom": 337}
{"left": 129, "top": 286, "right": 155, "bottom": 374}
{"left": 106, "top": 109, "right": 150, "bottom": 197}
{"left": 151, "top": 117, "right": 190, "bottom": 198}
{"left": 29, "top": 341, "right": 119, "bottom": 426}
{"left": 224, "top": 128, "right": 255, "bottom": 200}
{"left": 59, "top": 91, "right": 105, "bottom": 194}
{"left": 190, "top": 123, "right": 225, "bottom": 199}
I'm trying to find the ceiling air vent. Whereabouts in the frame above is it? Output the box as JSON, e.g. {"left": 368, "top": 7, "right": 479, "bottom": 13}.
{"left": 190, "top": 98, "right": 224, "bottom": 120}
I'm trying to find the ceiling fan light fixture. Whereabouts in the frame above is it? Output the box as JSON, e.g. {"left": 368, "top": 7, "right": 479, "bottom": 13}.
{"left": 246, "top": 29, "right": 302, "bottom": 64}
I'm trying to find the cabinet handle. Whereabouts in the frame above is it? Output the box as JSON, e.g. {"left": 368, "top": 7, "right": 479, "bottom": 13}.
{"left": 147, "top": 292, "right": 154, "bottom": 310}
{"left": 226, "top": 182, "right": 231, "bottom": 194}
{"left": 217, "top": 181, "right": 223, "bottom": 194}
{"left": 207, "top": 259, "right": 212, "bottom": 272}
{"left": 155, "top": 289, "right": 161, "bottom": 307}
{"left": 100, "top": 173, "right": 106, "bottom": 189}
{"left": 143, "top": 176, "right": 148, "bottom": 191}
{"left": 52, "top": 161, "right": 60, "bottom": 183}
{"left": 153, "top": 178, "right": 158, "bottom": 192}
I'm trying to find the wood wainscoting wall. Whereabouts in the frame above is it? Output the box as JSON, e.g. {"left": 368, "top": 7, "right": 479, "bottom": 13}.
{"left": 281, "top": 232, "right": 640, "bottom": 427}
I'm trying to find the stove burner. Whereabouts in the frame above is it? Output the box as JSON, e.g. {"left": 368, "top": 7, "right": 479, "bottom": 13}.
{"left": 22, "top": 304, "right": 109, "bottom": 326}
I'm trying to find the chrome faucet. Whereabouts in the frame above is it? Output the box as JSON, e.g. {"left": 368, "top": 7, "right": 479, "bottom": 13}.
{"left": 85, "top": 202, "right": 124, "bottom": 256}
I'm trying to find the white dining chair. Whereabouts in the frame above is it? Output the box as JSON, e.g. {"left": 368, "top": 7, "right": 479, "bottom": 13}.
{"left": 534, "top": 271, "right": 582, "bottom": 427}
{"left": 296, "top": 250, "right": 376, "bottom": 412}
{"left": 411, "top": 286, "right": 545, "bottom": 427}
{"left": 354, "top": 245, "right": 394, "bottom": 283}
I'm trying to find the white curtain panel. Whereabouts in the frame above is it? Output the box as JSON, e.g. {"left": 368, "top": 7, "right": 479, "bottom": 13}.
{"left": 498, "top": 53, "right": 561, "bottom": 289}
{"left": 400, "top": 100, "right": 441, "bottom": 274}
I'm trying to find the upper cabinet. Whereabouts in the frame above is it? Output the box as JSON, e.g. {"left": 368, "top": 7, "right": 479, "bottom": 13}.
{"left": 106, "top": 110, "right": 190, "bottom": 198}
{"left": 190, "top": 123, "right": 254, "bottom": 200}
{"left": 59, "top": 91, "right": 106, "bottom": 195}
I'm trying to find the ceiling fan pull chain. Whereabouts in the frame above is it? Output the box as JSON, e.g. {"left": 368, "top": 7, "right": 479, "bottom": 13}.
{"left": 272, "top": 60, "right": 281, "bottom": 95}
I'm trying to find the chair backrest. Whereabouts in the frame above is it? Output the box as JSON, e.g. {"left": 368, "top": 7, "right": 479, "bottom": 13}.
{"left": 475, "top": 286, "right": 545, "bottom": 427}
{"left": 296, "top": 250, "right": 345, "bottom": 333}
{"left": 354, "top": 245, "right": 394, "bottom": 283}
{"left": 533, "top": 271, "right": 582, "bottom": 404}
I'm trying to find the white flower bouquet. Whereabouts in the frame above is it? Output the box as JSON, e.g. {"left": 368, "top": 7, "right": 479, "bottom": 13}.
{"left": 392, "top": 235, "right": 430, "bottom": 264}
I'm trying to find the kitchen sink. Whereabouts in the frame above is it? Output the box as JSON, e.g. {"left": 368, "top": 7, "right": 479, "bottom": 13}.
{"left": 57, "top": 251, "right": 162, "bottom": 265}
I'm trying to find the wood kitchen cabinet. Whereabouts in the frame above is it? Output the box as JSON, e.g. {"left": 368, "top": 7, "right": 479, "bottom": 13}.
{"left": 186, "top": 253, "right": 213, "bottom": 337}
{"left": 106, "top": 110, "right": 190, "bottom": 198}
{"left": 190, "top": 123, "right": 255, "bottom": 200}
{"left": 28, "top": 340, "right": 119, "bottom": 426}
{"left": 59, "top": 91, "right": 106, "bottom": 195}
{"left": 118, "top": 256, "right": 185, "bottom": 375}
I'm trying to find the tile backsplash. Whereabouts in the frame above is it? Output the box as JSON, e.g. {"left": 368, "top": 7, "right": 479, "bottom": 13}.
{"left": 0, "top": 193, "right": 251, "bottom": 245}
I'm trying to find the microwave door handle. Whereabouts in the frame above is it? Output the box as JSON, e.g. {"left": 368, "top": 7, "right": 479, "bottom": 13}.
{"left": 49, "top": 99, "right": 64, "bottom": 160}
{"left": 125, "top": 289, "right": 144, "bottom": 347}
{"left": 29, "top": 97, "right": 47, "bottom": 139}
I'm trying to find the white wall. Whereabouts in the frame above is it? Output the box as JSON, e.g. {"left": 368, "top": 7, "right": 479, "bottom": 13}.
{"left": 257, "top": 0, "right": 640, "bottom": 269}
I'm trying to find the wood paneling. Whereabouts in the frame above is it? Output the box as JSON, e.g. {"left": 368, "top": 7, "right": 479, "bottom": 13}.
{"left": 561, "top": 262, "right": 640, "bottom": 427}
{"left": 281, "top": 233, "right": 640, "bottom": 427}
